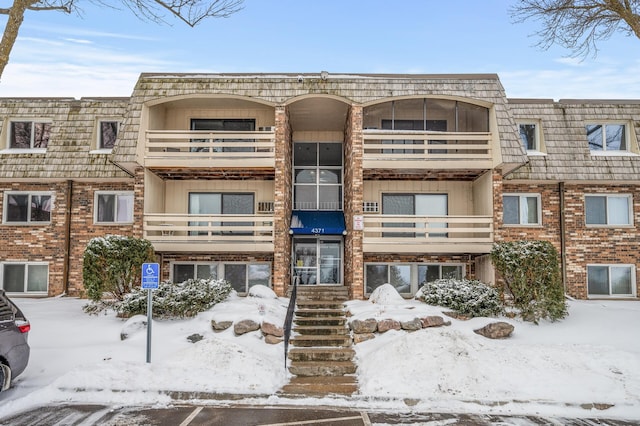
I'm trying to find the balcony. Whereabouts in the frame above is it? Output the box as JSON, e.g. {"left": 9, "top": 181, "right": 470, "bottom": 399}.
{"left": 144, "top": 130, "right": 276, "bottom": 170}
{"left": 143, "top": 213, "right": 274, "bottom": 252}
{"left": 362, "top": 130, "right": 493, "bottom": 170}
{"left": 362, "top": 215, "right": 493, "bottom": 254}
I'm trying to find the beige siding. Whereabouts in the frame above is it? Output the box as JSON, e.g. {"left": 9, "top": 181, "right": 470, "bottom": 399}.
{"left": 472, "top": 172, "right": 493, "bottom": 215}
{"left": 155, "top": 106, "right": 275, "bottom": 130}
{"left": 363, "top": 181, "right": 473, "bottom": 215}
{"left": 144, "top": 170, "right": 165, "bottom": 213}
{"left": 162, "top": 180, "right": 275, "bottom": 213}
{"left": 292, "top": 131, "right": 344, "bottom": 142}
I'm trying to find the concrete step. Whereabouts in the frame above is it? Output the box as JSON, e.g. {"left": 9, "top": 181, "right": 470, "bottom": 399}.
{"left": 293, "top": 325, "right": 349, "bottom": 336}
{"left": 289, "top": 361, "right": 357, "bottom": 377}
{"left": 290, "top": 334, "right": 352, "bottom": 347}
{"left": 280, "top": 376, "right": 358, "bottom": 396}
{"left": 295, "top": 308, "right": 345, "bottom": 318}
{"left": 296, "top": 300, "right": 345, "bottom": 310}
{"left": 294, "top": 316, "right": 347, "bottom": 326}
{"left": 289, "top": 347, "right": 355, "bottom": 362}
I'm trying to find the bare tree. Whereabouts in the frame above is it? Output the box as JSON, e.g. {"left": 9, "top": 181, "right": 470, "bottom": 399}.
{"left": 511, "top": 0, "right": 640, "bottom": 57}
{"left": 0, "top": 0, "right": 244, "bottom": 79}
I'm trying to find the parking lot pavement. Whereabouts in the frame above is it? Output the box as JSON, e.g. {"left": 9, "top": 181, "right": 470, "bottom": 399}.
{"left": 1, "top": 404, "right": 639, "bottom": 426}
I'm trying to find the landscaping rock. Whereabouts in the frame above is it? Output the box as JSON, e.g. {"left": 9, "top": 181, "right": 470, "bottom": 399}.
{"left": 120, "top": 315, "right": 147, "bottom": 341}
{"left": 265, "top": 334, "right": 283, "bottom": 344}
{"left": 443, "top": 311, "right": 471, "bottom": 321}
{"left": 234, "top": 319, "right": 260, "bottom": 335}
{"left": 353, "top": 333, "right": 375, "bottom": 344}
{"left": 377, "top": 318, "right": 401, "bottom": 333}
{"left": 187, "top": 333, "right": 203, "bottom": 343}
{"left": 350, "top": 318, "right": 377, "bottom": 333}
{"left": 420, "top": 316, "right": 446, "bottom": 328}
{"left": 211, "top": 320, "right": 233, "bottom": 331}
{"left": 401, "top": 318, "right": 422, "bottom": 331}
{"left": 474, "top": 322, "right": 514, "bottom": 339}
{"left": 261, "top": 321, "right": 284, "bottom": 337}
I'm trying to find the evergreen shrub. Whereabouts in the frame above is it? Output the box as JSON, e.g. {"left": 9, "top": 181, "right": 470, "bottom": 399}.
{"left": 417, "top": 278, "right": 503, "bottom": 317}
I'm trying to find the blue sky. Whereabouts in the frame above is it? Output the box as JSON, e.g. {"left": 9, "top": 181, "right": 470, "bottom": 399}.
{"left": 0, "top": 0, "right": 639, "bottom": 99}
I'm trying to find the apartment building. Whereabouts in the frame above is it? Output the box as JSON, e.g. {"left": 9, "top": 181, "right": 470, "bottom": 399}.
{"left": 1, "top": 73, "right": 638, "bottom": 301}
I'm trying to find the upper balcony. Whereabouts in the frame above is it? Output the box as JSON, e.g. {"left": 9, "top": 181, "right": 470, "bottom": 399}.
{"left": 362, "top": 97, "right": 495, "bottom": 176}
{"left": 144, "top": 129, "right": 276, "bottom": 170}
{"left": 141, "top": 97, "right": 276, "bottom": 178}
{"left": 362, "top": 129, "right": 492, "bottom": 170}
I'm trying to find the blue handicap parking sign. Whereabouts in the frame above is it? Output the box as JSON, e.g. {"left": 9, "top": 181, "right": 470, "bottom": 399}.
{"left": 141, "top": 263, "right": 160, "bottom": 290}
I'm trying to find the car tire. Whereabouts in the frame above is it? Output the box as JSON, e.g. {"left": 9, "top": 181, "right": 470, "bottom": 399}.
{"left": 0, "top": 362, "right": 11, "bottom": 392}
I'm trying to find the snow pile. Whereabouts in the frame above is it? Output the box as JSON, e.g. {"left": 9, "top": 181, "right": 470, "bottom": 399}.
{"left": 1, "top": 288, "right": 639, "bottom": 420}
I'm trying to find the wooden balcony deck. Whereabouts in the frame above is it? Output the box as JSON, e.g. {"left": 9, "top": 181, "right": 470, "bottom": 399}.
{"left": 362, "top": 214, "right": 494, "bottom": 253}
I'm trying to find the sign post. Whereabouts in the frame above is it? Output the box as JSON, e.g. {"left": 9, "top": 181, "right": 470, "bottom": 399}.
{"left": 141, "top": 262, "right": 160, "bottom": 363}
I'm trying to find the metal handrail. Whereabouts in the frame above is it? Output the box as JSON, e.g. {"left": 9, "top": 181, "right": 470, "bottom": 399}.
{"left": 283, "top": 274, "right": 299, "bottom": 369}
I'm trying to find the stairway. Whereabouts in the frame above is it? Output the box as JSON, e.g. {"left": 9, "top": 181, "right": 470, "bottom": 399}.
{"left": 280, "top": 286, "right": 358, "bottom": 396}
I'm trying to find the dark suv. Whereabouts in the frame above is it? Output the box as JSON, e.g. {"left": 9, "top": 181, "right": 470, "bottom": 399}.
{"left": 0, "top": 290, "right": 30, "bottom": 391}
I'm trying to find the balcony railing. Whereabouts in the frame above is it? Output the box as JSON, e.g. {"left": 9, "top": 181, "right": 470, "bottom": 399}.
{"left": 362, "top": 130, "right": 492, "bottom": 169}
{"left": 143, "top": 213, "right": 274, "bottom": 252}
{"left": 362, "top": 215, "right": 494, "bottom": 253}
{"left": 144, "top": 130, "right": 276, "bottom": 168}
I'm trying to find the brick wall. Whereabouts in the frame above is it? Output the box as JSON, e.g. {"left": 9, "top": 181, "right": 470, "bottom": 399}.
{"left": 1, "top": 179, "right": 136, "bottom": 297}
{"left": 344, "top": 105, "right": 364, "bottom": 299}
{"left": 272, "top": 106, "right": 292, "bottom": 296}
{"left": 497, "top": 180, "right": 640, "bottom": 299}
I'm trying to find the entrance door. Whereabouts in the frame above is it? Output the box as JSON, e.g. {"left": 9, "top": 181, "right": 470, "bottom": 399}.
{"left": 293, "top": 237, "right": 342, "bottom": 285}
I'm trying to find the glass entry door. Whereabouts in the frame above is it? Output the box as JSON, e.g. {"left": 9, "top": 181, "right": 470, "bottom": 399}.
{"left": 293, "top": 237, "right": 342, "bottom": 285}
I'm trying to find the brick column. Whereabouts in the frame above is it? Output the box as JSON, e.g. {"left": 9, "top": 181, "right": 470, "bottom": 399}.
{"left": 344, "top": 105, "right": 364, "bottom": 299}
{"left": 272, "top": 106, "right": 292, "bottom": 296}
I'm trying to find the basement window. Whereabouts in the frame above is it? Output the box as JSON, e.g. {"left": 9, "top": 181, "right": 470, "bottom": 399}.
{"left": 1, "top": 262, "right": 48, "bottom": 294}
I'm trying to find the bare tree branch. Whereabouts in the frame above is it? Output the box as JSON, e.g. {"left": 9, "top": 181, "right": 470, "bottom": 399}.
{"left": 0, "top": 0, "right": 244, "bottom": 81}
{"left": 511, "top": 0, "right": 640, "bottom": 58}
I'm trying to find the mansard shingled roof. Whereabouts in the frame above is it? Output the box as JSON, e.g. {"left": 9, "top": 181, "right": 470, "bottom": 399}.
{"left": 112, "top": 73, "right": 526, "bottom": 168}
{"left": 506, "top": 99, "right": 640, "bottom": 182}
{"left": 0, "top": 98, "right": 132, "bottom": 180}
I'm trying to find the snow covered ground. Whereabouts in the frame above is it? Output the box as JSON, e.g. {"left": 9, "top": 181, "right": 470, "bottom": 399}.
{"left": 1, "top": 286, "right": 639, "bottom": 422}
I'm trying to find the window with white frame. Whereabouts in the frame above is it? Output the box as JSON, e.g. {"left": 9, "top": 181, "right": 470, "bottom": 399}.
{"left": 97, "top": 120, "right": 119, "bottom": 150}
{"left": 94, "top": 191, "right": 134, "bottom": 224}
{"left": 503, "top": 194, "right": 541, "bottom": 225}
{"left": 8, "top": 120, "right": 51, "bottom": 149}
{"left": 587, "top": 265, "right": 635, "bottom": 297}
{"left": 172, "top": 262, "right": 271, "bottom": 294}
{"left": 3, "top": 192, "right": 52, "bottom": 223}
{"left": 586, "top": 124, "right": 628, "bottom": 152}
{"left": 518, "top": 122, "right": 540, "bottom": 152}
{"left": 585, "top": 194, "right": 632, "bottom": 226}
{"left": 1, "top": 262, "right": 48, "bottom": 293}
{"left": 365, "top": 263, "right": 464, "bottom": 295}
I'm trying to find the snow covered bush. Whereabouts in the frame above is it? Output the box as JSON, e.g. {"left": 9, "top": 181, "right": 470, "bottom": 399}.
{"left": 491, "top": 240, "right": 567, "bottom": 323}
{"left": 82, "top": 235, "right": 155, "bottom": 301}
{"left": 417, "top": 279, "right": 503, "bottom": 317}
{"left": 117, "top": 278, "right": 233, "bottom": 318}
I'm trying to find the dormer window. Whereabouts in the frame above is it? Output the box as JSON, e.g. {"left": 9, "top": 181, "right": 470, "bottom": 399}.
{"left": 98, "top": 121, "right": 118, "bottom": 150}
{"left": 518, "top": 122, "right": 544, "bottom": 154}
{"left": 587, "top": 124, "right": 627, "bottom": 152}
{"left": 9, "top": 121, "right": 51, "bottom": 149}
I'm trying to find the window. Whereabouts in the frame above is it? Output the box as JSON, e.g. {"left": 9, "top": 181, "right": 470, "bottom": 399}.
{"left": 190, "top": 118, "right": 255, "bottom": 152}
{"left": 188, "top": 192, "right": 254, "bottom": 235}
{"left": 98, "top": 121, "right": 118, "bottom": 150}
{"left": 518, "top": 123, "right": 539, "bottom": 151}
{"left": 587, "top": 265, "right": 635, "bottom": 297}
{"left": 382, "top": 193, "right": 447, "bottom": 237}
{"left": 8, "top": 121, "right": 51, "bottom": 149}
{"left": 1, "top": 263, "right": 48, "bottom": 293}
{"left": 365, "top": 262, "right": 464, "bottom": 295}
{"left": 585, "top": 195, "right": 632, "bottom": 226}
{"left": 95, "top": 191, "right": 134, "bottom": 223}
{"left": 587, "top": 124, "right": 628, "bottom": 152}
{"left": 293, "top": 142, "right": 343, "bottom": 210}
{"left": 3, "top": 192, "right": 52, "bottom": 223}
{"left": 172, "top": 262, "right": 271, "bottom": 294}
{"left": 503, "top": 194, "right": 541, "bottom": 225}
